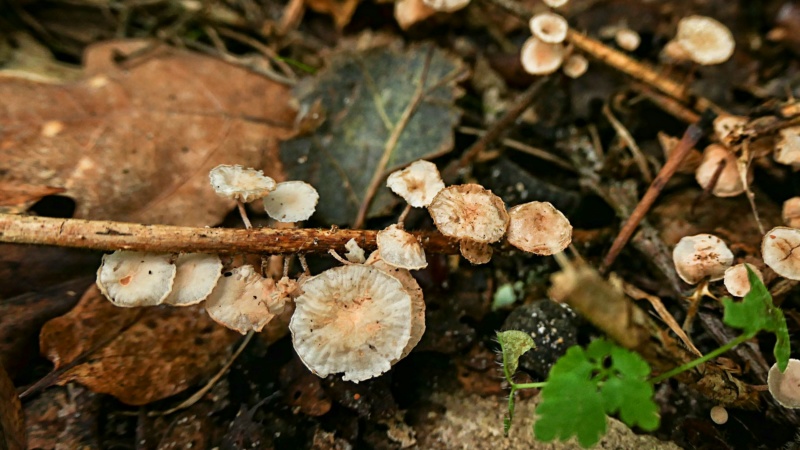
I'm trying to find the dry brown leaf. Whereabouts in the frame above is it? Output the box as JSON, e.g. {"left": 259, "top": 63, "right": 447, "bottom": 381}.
{"left": 304, "top": 0, "right": 361, "bottom": 29}
{"left": 0, "top": 182, "right": 65, "bottom": 213}
{"left": 0, "top": 40, "right": 296, "bottom": 226}
{"left": 23, "top": 385, "right": 100, "bottom": 449}
{"left": 0, "top": 363, "right": 26, "bottom": 450}
{"left": 40, "top": 285, "right": 239, "bottom": 405}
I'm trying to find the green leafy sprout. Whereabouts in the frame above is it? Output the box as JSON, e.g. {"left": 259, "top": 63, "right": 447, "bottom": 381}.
{"left": 497, "top": 267, "right": 791, "bottom": 448}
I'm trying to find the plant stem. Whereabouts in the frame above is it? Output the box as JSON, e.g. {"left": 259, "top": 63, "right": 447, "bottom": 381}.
{"left": 649, "top": 332, "right": 755, "bottom": 384}
{"left": 512, "top": 381, "right": 547, "bottom": 390}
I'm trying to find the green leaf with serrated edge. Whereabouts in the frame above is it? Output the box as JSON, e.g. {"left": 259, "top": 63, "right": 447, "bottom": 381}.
{"left": 585, "top": 338, "right": 614, "bottom": 362}
{"left": 497, "top": 330, "right": 535, "bottom": 375}
{"left": 535, "top": 372, "right": 607, "bottom": 448}
{"left": 609, "top": 346, "right": 651, "bottom": 379}
{"left": 548, "top": 346, "right": 594, "bottom": 378}
{"left": 601, "top": 377, "right": 659, "bottom": 431}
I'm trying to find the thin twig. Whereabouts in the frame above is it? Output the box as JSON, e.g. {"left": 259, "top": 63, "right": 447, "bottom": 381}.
{"left": 457, "top": 126, "right": 575, "bottom": 172}
{"left": 0, "top": 214, "right": 459, "bottom": 255}
{"left": 602, "top": 103, "right": 653, "bottom": 182}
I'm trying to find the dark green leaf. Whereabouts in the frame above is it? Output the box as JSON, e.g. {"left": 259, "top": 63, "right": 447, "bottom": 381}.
{"left": 496, "top": 330, "right": 535, "bottom": 375}
{"left": 534, "top": 372, "right": 607, "bottom": 448}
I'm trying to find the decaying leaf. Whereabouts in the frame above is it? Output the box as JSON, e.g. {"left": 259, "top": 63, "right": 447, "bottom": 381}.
{"left": 0, "top": 40, "right": 295, "bottom": 226}
{"left": 281, "top": 36, "right": 467, "bottom": 225}
{"left": 40, "top": 285, "right": 239, "bottom": 405}
{"left": 24, "top": 385, "right": 100, "bottom": 449}
{"left": 0, "top": 363, "right": 25, "bottom": 450}
{"left": 304, "top": 0, "right": 361, "bottom": 29}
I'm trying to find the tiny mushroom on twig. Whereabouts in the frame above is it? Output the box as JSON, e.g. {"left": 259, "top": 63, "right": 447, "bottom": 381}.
{"left": 459, "top": 240, "right": 493, "bottom": 265}
{"left": 428, "top": 184, "right": 509, "bottom": 244}
{"left": 386, "top": 160, "right": 445, "bottom": 208}
{"left": 615, "top": 28, "right": 641, "bottom": 51}
{"left": 96, "top": 251, "right": 176, "bottom": 307}
{"left": 344, "top": 238, "right": 366, "bottom": 264}
{"left": 672, "top": 234, "right": 734, "bottom": 284}
{"left": 695, "top": 144, "right": 746, "bottom": 197}
{"left": 775, "top": 126, "right": 800, "bottom": 166}
{"left": 205, "top": 265, "right": 285, "bottom": 334}
{"left": 672, "top": 15, "right": 735, "bottom": 65}
{"left": 163, "top": 253, "right": 223, "bottom": 306}
{"left": 713, "top": 114, "right": 748, "bottom": 147}
{"left": 768, "top": 359, "right": 800, "bottom": 408}
{"left": 263, "top": 181, "right": 320, "bottom": 223}
{"left": 762, "top": 227, "right": 800, "bottom": 281}
{"left": 783, "top": 197, "right": 800, "bottom": 228}
{"left": 723, "top": 263, "right": 763, "bottom": 297}
{"left": 209, "top": 164, "right": 277, "bottom": 203}
{"left": 376, "top": 224, "right": 427, "bottom": 270}
{"left": 505, "top": 201, "right": 572, "bottom": 255}
{"left": 421, "top": 0, "right": 470, "bottom": 12}
{"left": 529, "top": 12, "right": 568, "bottom": 44}
{"left": 520, "top": 37, "right": 565, "bottom": 75}
{"left": 542, "top": 0, "right": 568, "bottom": 7}
{"left": 562, "top": 54, "right": 589, "bottom": 79}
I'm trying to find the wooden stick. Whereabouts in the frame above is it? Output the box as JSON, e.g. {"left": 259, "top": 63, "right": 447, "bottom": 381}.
{"left": 0, "top": 214, "right": 459, "bottom": 255}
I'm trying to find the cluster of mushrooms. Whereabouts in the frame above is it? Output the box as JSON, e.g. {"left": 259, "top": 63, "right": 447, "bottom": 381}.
{"left": 95, "top": 160, "right": 573, "bottom": 383}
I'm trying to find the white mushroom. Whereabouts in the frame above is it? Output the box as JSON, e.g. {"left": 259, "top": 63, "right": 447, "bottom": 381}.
{"left": 713, "top": 114, "right": 748, "bottom": 147}
{"left": 290, "top": 264, "right": 413, "bottom": 382}
{"left": 710, "top": 406, "right": 729, "bottom": 425}
{"left": 209, "top": 164, "right": 276, "bottom": 203}
{"left": 674, "top": 15, "right": 735, "bottom": 65}
{"left": 615, "top": 28, "right": 641, "bottom": 51}
{"left": 783, "top": 197, "right": 800, "bottom": 228}
{"left": 377, "top": 224, "right": 427, "bottom": 270}
{"left": 428, "top": 184, "right": 509, "bottom": 243}
{"left": 775, "top": 126, "right": 800, "bottom": 166}
{"left": 205, "top": 265, "right": 282, "bottom": 334}
{"left": 520, "top": 36, "right": 565, "bottom": 75}
{"left": 723, "top": 263, "right": 763, "bottom": 297}
{"left": 542, "top": 0, "right": 567, "bottom": 7}
{"left": 344, "top": 238, "right": 366, "bottom": 264}
{"left": 762, "top": 227, "right": 800, "bottom": 281}
{"left": 421, "top": 0, "right": 469, "bottom": 12}
{"left": 386, "top": 160, "right": 445, "bottom": 208}
{"left": 529, "top": 12, "right": 568, "bottom": 44}
{"left": 562, "top": 54, "right": 588, "bottom": 79}
{"left": 505, "top": 201, "right": 572, "bottom": 255}
{"left": 459, "top": 240, "right": 493, "bottom": 265}
{"left": 96, "top": 251, "right": 176, "bottom": 307}
{"left": 672, "top": 234, "right": 734, "bottom": 284}
{"left": 263, "top": 181, "right": 319, "bottom": 223}
{"left": 394, "top": 0, "right": 436, "bottom": 30}
{"left": 164, "top": 253, "right": 223, "bottom": 306}
{"left": 768, "top": 359, "right": 800, "bottom": 408}
{"left": 695, "top": 144, "right": 746, "bottom": 197}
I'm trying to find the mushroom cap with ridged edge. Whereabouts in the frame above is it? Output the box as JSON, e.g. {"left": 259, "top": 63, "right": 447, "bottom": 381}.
{"left": 529, "top": 12, "right": 568, "bottom": 44}
{"left": 768, "top": 358, "right": 800, "bottom": 408}
{"left": 386, "top": 160, "right": 445, "bottom": 208}
{"left": 427, "top": 184, "right": 509, "bottom": 243}
{"left": 506, "top": 201, "right": 572, "bottom": 255}
{"left": 520, "top": 36, "right": 565, "bottom": 75}
{"left": 377, "top": 224, "right": 427, "bottom": 270}
{"left": 459, "top": 239, "right": 493, "bottom": 264}
{"left": 263, "top": 181, "right": 319, "bottom": 223}
{"left": 164, "top": 253, "right": 223, "bottom": 306}
{"left": 675, "top": 15, "right": 735, "bottom": 65}
{"left": 96, "top": 251, "right": 176, "bottom": 307}
{"left": 208, "top": 164, "right": 276, "bottom": 203}
{"left": 762, "top": 227, "right": 800, "bottom": 281}
{"left": 672, "top": 233, "right": 734, "bottom": 284}
{"left": 205, "top": 265, "right": 282, "bottom": 334}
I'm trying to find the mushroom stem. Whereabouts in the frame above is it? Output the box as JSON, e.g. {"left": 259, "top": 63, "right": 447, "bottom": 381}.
{"left": 0, "top": 213, "right": 460, "bottom": 255}
{"left": 397, "top": 204, "right": 413, "bottom": 227}
{"left": 236, "top": 201, "right": 253, "bottom": 229}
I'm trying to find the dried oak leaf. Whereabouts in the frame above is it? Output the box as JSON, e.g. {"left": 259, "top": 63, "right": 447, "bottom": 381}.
{"left": 0, "top": 363, "right": 25, "bottom": 450}
{"left": 0, "top": 40, "right": 295, "bottom": 226}
{"left": 281, "top": 36, "right": 467, "bottom": 225}
{"left": 40, "top": 285, "right": 239, "bottom": 405}
{"left": 304, "top": 0, "right": 361, "bottom": 29}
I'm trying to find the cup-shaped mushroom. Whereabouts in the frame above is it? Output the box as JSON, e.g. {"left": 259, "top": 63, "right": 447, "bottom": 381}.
{"left": 209, "top": 164, "right": 276, "bottom": 203}
{"left": 290, "top": 265, "right": 414, "bottom": 382}
{"left": 783, "top": 197, "right": 800, "bottom": 228}
{"left": 672, "top": 234, "right": 734, "bottom": 284}
{"left": 377, "top": 224, "right": 427, "bottom": 270}
{"left": 562, "top": 54, "right": 588, "bottom": 79}
{"left": 675, "top": 15, "right": 735, "bottom": 65}
{"left": 96, "top": 251, "right": 176, "bottom": 307}
{"left": 520, "top": 37, "right": 565, "bottom": 75}
{"left": 506, "top": 201, "right": 572, "bottom": 255}
{"left": 695, "top": 144, "right": 746, "bottom": 197}
{"left": 529, "top": 12, "right": 568, "bottom": 44}
{"left": 768, "top": 359, "right": 800, "bottom": 408}
{"left": 263, "top": 181, "right": 319, "bottom": 223}
{"left": 421, "top": 0, "right": 469, "bottom": 12}
{"left": 164, "top": 253, "right": 223, "bottom": 306}
{"left": 205, "top": 265, "right": 282, "bottom": 334}
{"left": 775, "top": 126, "right": 800, "bottom": 166}
{"left": 615, "top": 28, "right": 641, "bottom": 51}
{"left": 386, "top": 160, "right": 445, "bottom": 208}
{"left": 762, "top": 227, "right": 800, "bottom": 280}
{"left": 459, "top": 239, "right": 493, "bottom": 265}
{"left": 723, "top": 263, "right": 763, "bottom": 297}
{"left": 428, "top": 184, "right": 509, "bottom": 243}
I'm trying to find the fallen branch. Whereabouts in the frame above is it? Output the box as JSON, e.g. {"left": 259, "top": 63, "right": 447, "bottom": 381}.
{"left": 0, "top": 214, "right": 460, "bottom": 255}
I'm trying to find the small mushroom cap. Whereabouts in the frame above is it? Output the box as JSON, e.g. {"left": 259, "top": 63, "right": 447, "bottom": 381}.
{"left": 615, "top": 28, "right": 641, "bottom": 51}
{"left": 344, "top": 238, "right": 366, "bottom": 263}
{"left": 377, "top": 224, "right": 427, "bottom": 270}
{"left": 97, "top": 251, "right": 176, "bottom": 307}
{"left": 782, "top": 197, "right": 800, "bottom": 228}
{"left": 459, "top": 240, "right": 493, "bottom": 264}
{"left": 775, "top": 126, "right": 800, "bottom": 166}
{"left": 394, "top": 0, "right": 436, "bottom": 30}
{"left": 713, "top": 114, "right": 748, "bottom": 147}
{"left": 762, "top": 227, "right": 800, "bottom": 280}
{"left": 520, "top": 36, "right": 565, "bottom": 75}
{"left": 164, "top": 253, "right": 223, "bottom": 306}
{"left": 710, "top": 406, "right": 728, "bottom": 425}
{"left": 263, "top": 181, "right": 319, "bottom": 223}
{"left": 290, "top": 264, "right": 413, "bottom": 382}
{"left": 695, "top": 144, "right": 746, "bottom": 197}
{"left": 209, "top": 164, "right": 276, "bottom": 203}
{"left": 506, "top": 201, "right": 572, "bottom": 255}
{"left": 723, "top": 263, "right": 763, "bottom": 297}
{"left": 205, "top": 265, "right": 279, "bottom": 334}
{"left": 428, "top": 184, "right": 509, "bottom": 243}
{"left": 768, "top": 358, "right": 800, "bottom": 408}
{"left": 675, "top": 15, "right": 735, "bottom": 65}
{"left": 542, "top": 0, "right": 567, "bottom": 7}
{"left": 660, "top": 40, "right": 691, "bottom": 62}
{"left": 386, "top": 160, "right": 445, "bottom": 208}
{"left": 562, "top": 54, "right": 588, "bottom": 79}
{"left": 672, "top": 233, "right": 734, "bottom": 284}
{"left": 421, "top": 0, "right": 469, "bottom": 12}
{"left": 529, "top": 12, "right": 568, "bottom": 44}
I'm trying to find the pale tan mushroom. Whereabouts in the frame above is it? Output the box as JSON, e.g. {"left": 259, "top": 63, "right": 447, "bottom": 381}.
{"left": 386, "top": 160, "right": 445, "bottom": 208}
{"left": 768, "top": 359, "right": 800, "bottom": 408}
{"left": 762, "top": 227, "right": 800, "bottom": 281}
{"left": 775, "top": 126, "right": 800, "bottom": 166}
{"left": 394, "top": 0, "right": 436, "bottom": 30}
{"left": 529, "top": 12, "right": 568, "bottom": 44}
{"left": 506, "top": 201, "right": 572, "bottom": 255}
{"left": 421, "top": 0, "right": 469, "bottom": 12}
{"left": 459, "top": 240, "right": 493, "bottom": 265}
{"left": 710, "top": 406, "right": 728, "bottom": 425}
{"left": 263, "top": 181, "right": 319, "bottom": 223}
{"left": 428, "top": 184, "right": 509, "bottom": 243}
{"left": 290, "top": 264, "right": 413, "bottom": 382}
{"left": 377, "top": 224, "right": 427, "bottom": 270}
{"left": 615, "top": 28, "right": 641, "bottom": 51}
{"left": 209, "top": 164, "right": 276, "bottom": 203}
{"left": 782, "top": 197, "right": 800, "bottom": 228}
{"left": 205, "top": 265, "right": 282, "bottom": 334}
{"left": 164, "top": 253, "right": 223, "bottom": 306}
{"left": 96, "top": 251, "right": 176, "bottom": 307}
{"left": 562, "top": 54, "right": 588, "bottom": 79}
{"left": 542, "top": 0, "right": 567, "bottom": 7}
{"left": 344, "top": 238, "right": 366, "bottom": 264}
{"left": 672, "top": 234, "right": 734, "bottom": 284}
{"left": 520, "top": 36, "right": 565, "bottom": 75}
{"left": 713, "top": 114, "right": 748, "bottom": 147}
{"left": 674, "top": 15, "right": 735, "bottom": 65}
{"left": 723, "top": 263, "right": 763, "bottom": 297}
{"left": 695, "top": 144, "right": 746, "bottom": 197}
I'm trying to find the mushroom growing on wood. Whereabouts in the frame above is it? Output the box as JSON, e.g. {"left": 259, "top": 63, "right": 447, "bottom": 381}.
{"left": 164, "top": 253, "right": 223, "bottom": 306}
{"left": 376, "top": 224, "right": 427, "bottom": 270}
{"left": 386, "top": 160, "right": 445, "bottom": 208}
{"left": 290, "top": 264, "right": 414, "bottom": 382}
{"left": 263, "top": 181, "right": 319, "bottom": 223}
{"left": 459, "top": 240, "right": 493, "bottom": 265}
{"left": 615, "top": 28, "right": 641, "bottom": 51}
{"left": 762, "top": 227, "right": 800, "bottom": 281}
{"left": 562, "top": 54, "right": 588, "bottom": 79}
{"left": 768, "top": 359, "right": 800, "bottom": 408}
{"left": 775, "top": 126, "right": 800, "bottom": 166}
{"left": 520, "top": 37, "right": 565, "bottom": 75}
{"left": 673, "top": 15, "right": 735, "bottom": 65}
{"left": 529, "top": 12, "right": 568, "bottom": 44}
{"left": 96, "top": 251, "right": 176, "bottom": 307}
{"left": 695, "top": 144, "right": 746, "bottom": 197}
{"left": 505, "top": 201, "right": 572, "bottom": 255}
{"left": 723, "top": 263, "right": 763, "bottom": 297}
{"left": 672, "top": 234, "right": 734, "bottom": 284}
{"left": 421, "top": 0, "right": 470, "bottom": 12}
{"left": 209, "top": 164, "right": 276, "bottom": 203}
{"left": 205, "top": 265, "right": 284, "bottom": 334}
{"left": 428, "top": 184, "right": 509, "bottom": 243}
